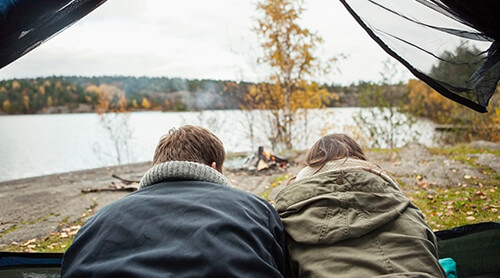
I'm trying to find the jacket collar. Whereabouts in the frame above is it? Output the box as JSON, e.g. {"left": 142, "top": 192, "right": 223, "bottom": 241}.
{"left": 139, "top": 161, "right": 232, "bottom": 189}
{"left": 296, "top": 158, "right": 383, "bottom": 182}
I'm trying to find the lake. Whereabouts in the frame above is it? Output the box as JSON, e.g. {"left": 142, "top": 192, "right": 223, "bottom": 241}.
{"left": 0, "top": 108, "right": 437, "bottom": 182}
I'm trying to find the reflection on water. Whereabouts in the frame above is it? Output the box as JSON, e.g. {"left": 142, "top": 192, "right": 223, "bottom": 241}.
{"left": 0, "top": 108, "right": 436, "bottom": 182}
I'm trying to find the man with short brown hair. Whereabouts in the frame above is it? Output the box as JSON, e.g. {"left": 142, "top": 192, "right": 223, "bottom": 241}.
{"left": 61, "top": 125, "right": 289, "bottom": 278}
{"left": 152, "top": 125, "right": 225, "bottom": 171}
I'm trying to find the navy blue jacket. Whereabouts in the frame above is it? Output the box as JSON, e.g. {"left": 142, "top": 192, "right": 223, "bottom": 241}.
{"left": 61, "top": 180, "right": 288, "bottom": 277}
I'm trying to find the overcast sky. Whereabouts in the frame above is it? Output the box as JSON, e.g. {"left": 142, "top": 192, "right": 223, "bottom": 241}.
{"left": 0, "top": 0, "right": 411, "bottom": 85}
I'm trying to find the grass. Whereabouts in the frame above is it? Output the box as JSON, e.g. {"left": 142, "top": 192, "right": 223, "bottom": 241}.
{"left": 0, "top": 201, "right": 98, "bottom": 253}
{"left": 0, "top": 214, "right": 56, "bottom": 238}
{"left": 428, "top": 144, "right": 500, "bottom": 167}
{"left": 407, "top": 185, "right": 499, "bottom": 231}
{"left": 259, "top": 173, "right": 292, "bottom": 202}
{"left": 402, "top": 144, "right": 500, "bottom": 230}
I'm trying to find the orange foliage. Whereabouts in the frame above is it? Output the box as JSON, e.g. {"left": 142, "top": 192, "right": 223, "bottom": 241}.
{"left": 85, "top": 84, "right": 128, "bottom": 114}
{"left": 406, "top": 79, "right": 500, "bottom": 142}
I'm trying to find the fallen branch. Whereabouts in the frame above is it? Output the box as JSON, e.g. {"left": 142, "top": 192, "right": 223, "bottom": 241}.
{"left": 81, "top": 182, "right": 138, "bottom": 193}
{"left": 111, "top": 174, "right": 139, "bottom": 185}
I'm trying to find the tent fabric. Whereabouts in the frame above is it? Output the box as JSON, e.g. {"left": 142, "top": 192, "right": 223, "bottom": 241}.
{"left": 339, "top": 0, "right": 500, "bottom": 113}
{"left": 0, "top": 251, "right": 62, "bottom": 267}
{"left": 0, "top": 222, "right": 498, "bottom": 276}
{"left": 435, "top": 222, "right": 500, "bottom": 277}
{"left": 0, "top": 0, "right": 107, "bottom": 70}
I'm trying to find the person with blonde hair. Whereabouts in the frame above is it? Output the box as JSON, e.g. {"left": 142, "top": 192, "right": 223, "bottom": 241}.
{"left": 62, "top": 125, "right": 289, "bottom": 277}
{"left": 276, "top": 133, "right": 446, "bottom": 278}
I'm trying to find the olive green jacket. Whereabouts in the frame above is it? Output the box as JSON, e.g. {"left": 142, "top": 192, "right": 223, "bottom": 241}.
{"left": 275, "top": 166, "right": 446, "bottom": 278}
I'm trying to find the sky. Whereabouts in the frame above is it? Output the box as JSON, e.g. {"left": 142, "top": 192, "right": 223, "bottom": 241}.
{"left": 0, "top": 0, "right": 412, "bottom": 85}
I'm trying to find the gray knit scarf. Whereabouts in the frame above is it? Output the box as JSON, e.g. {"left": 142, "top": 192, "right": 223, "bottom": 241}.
{"left": 139, "top": 161, "right": 233, "bottom": 189}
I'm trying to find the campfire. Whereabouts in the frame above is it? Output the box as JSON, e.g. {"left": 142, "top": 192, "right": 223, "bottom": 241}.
{"left": 243, "top": 146, "right": 288, "bottom": 171}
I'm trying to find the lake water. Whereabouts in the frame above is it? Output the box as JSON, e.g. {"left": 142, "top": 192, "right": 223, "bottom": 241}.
{"left": 0, "top": 108, "right": 437, "bottom": 182}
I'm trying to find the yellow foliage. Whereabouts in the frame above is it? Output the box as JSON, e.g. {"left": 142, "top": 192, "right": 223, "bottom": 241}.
{"left": 0, "top": 86, "right": 7, "bottom": 93}
{"left": 38, "top": 86, "right": 45, "bottom": 95}
{"left": 22, "top": 95, "right": 29, "bottom": 110}
{"left": 290, "top": 81, "right": 335, "bottom": 111}
{"left": 251, "top": 0, "right": 337, "bottom": 149}
{"left": 12, "top": 80, "right": 20, "bottom": 90}
{"left": 244, "top": 81, "right": 333, "bottom": 112}
{"left": 47, "top": 96, "right": 53, "bottom": 107}
{"left": 86, "top": 84, "right": 128, "bottom": 114}
{"left": 141, "top": 98, "right": 151, "bottom": 109}
{"left": 2, "top": 100, "right": 11, "bottom": 112}
{"left": 55, "top": 81, "right": 63, "bottom": 91}
{"left": 407, "top": 79, "right": 500, "bottom": 142}
{"left": 66, "top": 85, "right": 76, "bottom": 92}
{"left": 132, "top": 99, "right": 139, "bottom": 108}
{"left": 84, "top": 84, "right": 100, "bottom": 95}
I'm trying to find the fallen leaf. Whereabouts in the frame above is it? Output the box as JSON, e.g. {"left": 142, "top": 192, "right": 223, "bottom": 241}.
{"left": 466, "top": 211, "right": 474, "bottom": 215}
{"left": 22, "top": 239, "right": 37, "bottom": 246}
{"left": 466, "top": 216, "right": 476, "bottom": 221}
{"left": 464, "top": 175, "right": 472, "bottom": 179}
{"left": 492, "top": 208, "right": 498, "bottom": 213}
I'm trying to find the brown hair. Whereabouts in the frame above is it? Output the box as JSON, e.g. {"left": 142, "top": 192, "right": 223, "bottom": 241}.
{"left": 305, "top": 133, "right": 368, "bottom": 169}
{"left": 153, "top": 125, "right": 225, "bottom": 172}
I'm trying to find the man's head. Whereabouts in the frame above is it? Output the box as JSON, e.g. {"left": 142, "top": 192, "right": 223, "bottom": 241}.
{"left": 153, "top": 125, "right": 225, "bottom": 172}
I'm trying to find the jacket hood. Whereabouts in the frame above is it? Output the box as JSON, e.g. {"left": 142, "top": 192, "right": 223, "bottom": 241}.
{"left": 275, "top": 169, "right": 410, "bottom": 245}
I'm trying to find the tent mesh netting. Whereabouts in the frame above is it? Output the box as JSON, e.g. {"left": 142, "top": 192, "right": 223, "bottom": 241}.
{"left": 1, "top": 0, "right": 499, "bottom": 112}
{"left": 0, "top": 0, "right": 107, "bottom": 70}
{"left": 340, "top": 0, "right": 500, "bottom": 112}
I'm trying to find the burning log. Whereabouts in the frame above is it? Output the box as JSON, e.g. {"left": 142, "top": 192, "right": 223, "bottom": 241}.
{"left": 243, "top": 146, "right": 288, "bottom": 171}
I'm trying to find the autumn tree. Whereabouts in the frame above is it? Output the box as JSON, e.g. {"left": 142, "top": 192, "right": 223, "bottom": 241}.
{"left": 251, "top": 0, "right": 336, "bottom": 150}
{"left": 406, "top": 43, "right": 500, "bottom": 143}
{"left": 407, "top": 79, "right": 500, "bottom": 142}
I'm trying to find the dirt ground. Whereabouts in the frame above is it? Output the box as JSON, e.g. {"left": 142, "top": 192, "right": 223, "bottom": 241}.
{"left": 1, "top": 141, "right": 499, "bottom": 248}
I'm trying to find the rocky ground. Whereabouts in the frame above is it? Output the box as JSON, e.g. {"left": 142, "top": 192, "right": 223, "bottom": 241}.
{"left": 0, "top": 141, "right": 499, "bottom": 249}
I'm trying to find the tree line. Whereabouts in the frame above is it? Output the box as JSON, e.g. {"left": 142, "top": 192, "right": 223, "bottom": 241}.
{"left": 0, "top": 75, "right": 370, "bottom": 114}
